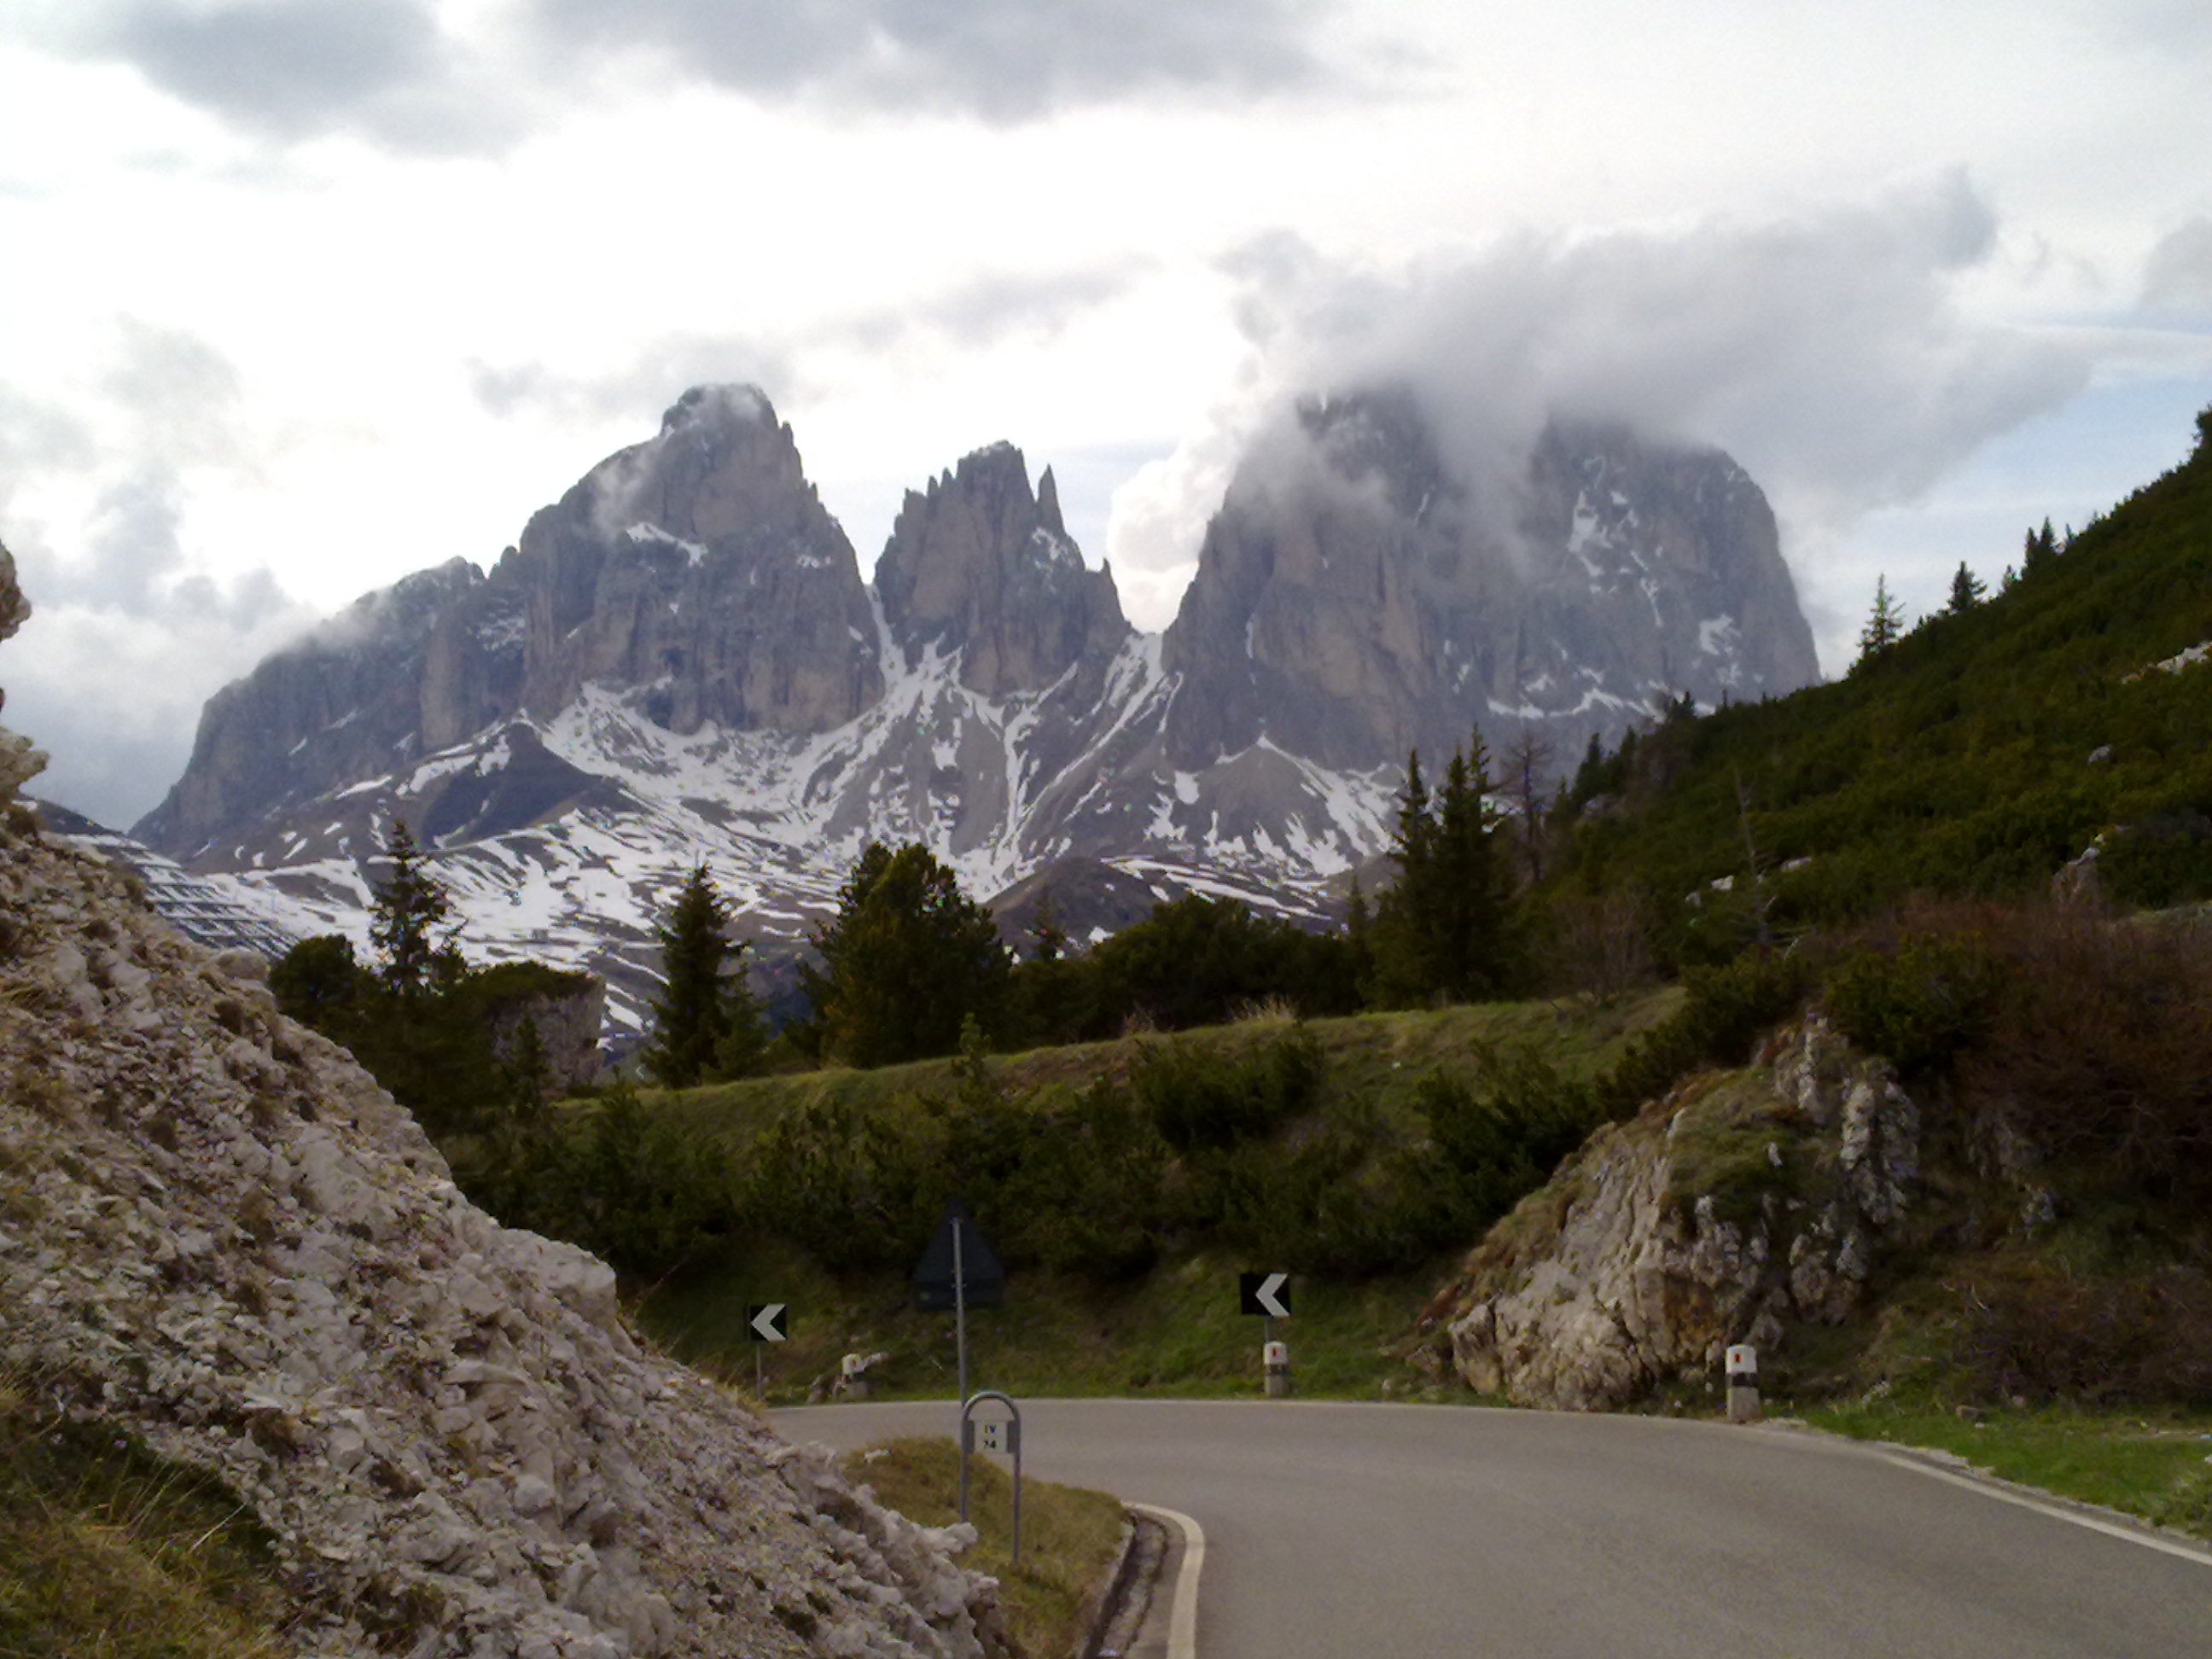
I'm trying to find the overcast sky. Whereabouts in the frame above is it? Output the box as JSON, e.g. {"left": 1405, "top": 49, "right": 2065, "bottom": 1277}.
{"left": 2, "top": 0, "right": 2209, "bottom": 828}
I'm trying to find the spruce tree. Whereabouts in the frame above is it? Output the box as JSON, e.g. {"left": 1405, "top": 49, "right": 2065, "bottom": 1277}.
{"left": 370, "top": 819, "right": 451, "bottom": 1000}
{"left": 1371, "top": 736, "right": 1516, "bottom": 1005}
{"left": 1855, "top": 575, "right": 1906, "bottom": 666}
{"left": 1369, "top": 752, "right": 1437, "bottom": 1005}
{"left": 713, "top": 963, "right": 770, "bottom": 1082}
{"left": 1946, "top": 561, "right": 1986, "bottom": 614}
{"left": 800, "top": 841, "right": 1010, "bottom": 1068}
{"left": 643, "top": 865, "right": 764, "bottom": 1088}
{"left": 1429, "top": 734, "right": 1516, "bottom": 1000}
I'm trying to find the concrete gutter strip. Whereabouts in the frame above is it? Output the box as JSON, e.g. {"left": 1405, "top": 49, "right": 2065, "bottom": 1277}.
{"left": 1076, "top": 1512, "right": 1150, "bottom": 1658}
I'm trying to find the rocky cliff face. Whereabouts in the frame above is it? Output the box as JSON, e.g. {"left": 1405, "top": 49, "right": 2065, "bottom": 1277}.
{"left": 0, "top": 816, "right": 1006, "bottom": 1656}
{"left": 1423, "top": 1015, "right": 1918, "bottom": 1411}
{"left": 876, "top": 443, "right": 1128, "bottom": 698}
{"left": 136, "top": 388, "right": 883, "bottom": 859}
{"left": 504, "top": 385, "right": 882, "bottom": 736}
{"left": 1162, "top": 388, "right": 1819, "bottom": 776}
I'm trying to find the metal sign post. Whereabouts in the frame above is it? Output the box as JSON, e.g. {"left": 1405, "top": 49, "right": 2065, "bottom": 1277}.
{"left": 959, "top": 1391, "right": 1024, "bottom": 1563}
{"left": 1240, "top": 1272, "right": 1293, "bottom": 1395}
{"left": 743, "top": 1302, "right": 788, "bottom": 1400}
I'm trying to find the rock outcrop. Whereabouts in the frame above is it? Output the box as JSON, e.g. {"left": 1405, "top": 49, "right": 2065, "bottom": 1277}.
{"left": 1426, "top": 1015, "right": 1918, "bottom": 1411}
{"left": 0, "top": 811, "right": 1006, "bottom": 1655}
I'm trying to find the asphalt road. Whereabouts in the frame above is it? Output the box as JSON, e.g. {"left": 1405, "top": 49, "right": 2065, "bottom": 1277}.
{"left": 774, "top": 1400, "right": 2212, "bottom": 1659}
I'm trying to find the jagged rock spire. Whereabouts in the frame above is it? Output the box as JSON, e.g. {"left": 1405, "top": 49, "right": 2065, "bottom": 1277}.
{"left": 874, "top": 440, "right": 1128, "bottom": 697}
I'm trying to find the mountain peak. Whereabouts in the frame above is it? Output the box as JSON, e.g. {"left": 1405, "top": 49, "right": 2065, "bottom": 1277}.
{"left": 659, "top": 383, "right": 773, "bottom": 434}
{"left": 876, "top": 443, "right": 1127, "bottom": 696}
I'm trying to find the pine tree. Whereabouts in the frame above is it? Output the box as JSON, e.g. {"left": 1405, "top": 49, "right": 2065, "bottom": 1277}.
{"left": 1429, "top": 734, "right": 1516, "bottom": 1000}
{"left": 1368, "top": 752, "right": 1437, "bottom": 1004}
{"left": 643, "top": 865, "right": 763, "bottom": 1088}
{"left": 370, "top": 820, "right": 452, "bottom": 1000}
{"left": 1855, "top": 575, "right": 1906, "bottom": 666}
{"left": 1027, "top": 888, "right": 1069, "bottom": 963}
{"left": 1371, "top": 736, "right": 1516, "bottom": 1005}
{"left": 1946, "top": 562, "right": 1986, "bottom": 614}
{"left": 2022, "top": 517, "right": 2058, "bottom": 574}
{"left": 800, "top": 841, "right": 1010, "bottom": 1068}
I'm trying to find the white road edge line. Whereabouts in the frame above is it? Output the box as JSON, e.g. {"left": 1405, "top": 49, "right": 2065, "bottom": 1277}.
{"left": 1130, "top": 1503, "right": 1205, "bottom": 1659}
{"left": 1870, "top": 1448, "right": 2212, "bottom": 1568}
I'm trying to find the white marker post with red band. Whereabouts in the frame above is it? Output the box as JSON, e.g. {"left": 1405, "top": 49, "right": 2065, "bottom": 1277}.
{"left": 1726, "top": 1343, "right": 1760, "bottom": 1423}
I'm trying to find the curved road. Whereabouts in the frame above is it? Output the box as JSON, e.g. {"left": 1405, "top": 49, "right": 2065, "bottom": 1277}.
{"left": 776, "top": 1400, "right": 2212, "bottom": 1659}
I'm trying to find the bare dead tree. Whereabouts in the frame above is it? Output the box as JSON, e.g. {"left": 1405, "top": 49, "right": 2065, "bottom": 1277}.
{"left": 1501, "top": 726, "right": 1556, "bottom": 885}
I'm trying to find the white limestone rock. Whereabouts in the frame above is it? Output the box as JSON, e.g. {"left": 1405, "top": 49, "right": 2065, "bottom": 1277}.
{"left": 0, "top": 820, "right": 1010, "bottom": 1658}
{"left": 1431, "top": 1014, "right": 1920, "bottom": 1411}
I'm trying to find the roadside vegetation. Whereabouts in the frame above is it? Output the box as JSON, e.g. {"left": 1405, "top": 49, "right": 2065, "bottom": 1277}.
{"left": 1803, "top": 1400, "right": 2212, "bottom": 1543}
{"left": 0, "top": 1367, "right": 291, "bottom": 1658}
{"left": 840, "top": 1437, "right": 1127, "bottom": 1657}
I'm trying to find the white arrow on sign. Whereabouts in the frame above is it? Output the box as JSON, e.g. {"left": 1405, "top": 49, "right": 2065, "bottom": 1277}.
{"left": 1254, "top": 1272, "right": 1290, "bottom": 1318}
{"left": 748, "top": 1303, "right": 788, "bottom": 1342}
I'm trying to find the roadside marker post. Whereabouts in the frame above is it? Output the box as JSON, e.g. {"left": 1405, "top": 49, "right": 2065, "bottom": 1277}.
{"left": 912, "top": 1200, "right": 1008, "bottom": 1525}
{"left": 1239, "top": 1272, "right": 1293, "bottom": 1396}
{"left": 959, "top": 1391, "right": 1024, "bottom": 1563}
{"left": 1726, "top": 1343, "right": 1760, "bottom": 1423}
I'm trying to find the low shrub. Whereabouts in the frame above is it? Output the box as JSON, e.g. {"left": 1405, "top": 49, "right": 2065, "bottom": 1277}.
{"left": 1598, "top": 947, "right": 1811, "bottom": 1116}
{"left": 1951, "top": 1257, "right": 2212, "bottom": 1404}
{"left": 1132, "top": 1025, "right": 1324, "bottom": 1153}
{"left": 1824, "top": 931, "right": 2000, "bottom": 1074}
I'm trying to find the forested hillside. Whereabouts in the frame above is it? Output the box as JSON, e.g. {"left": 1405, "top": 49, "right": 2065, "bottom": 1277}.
{"left": 1552, "top": 408, "right": 2212, "bottom": 963}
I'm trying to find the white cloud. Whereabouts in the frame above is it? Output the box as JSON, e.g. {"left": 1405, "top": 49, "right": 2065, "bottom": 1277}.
{"left": 1109, "top": 178, "right": 2098, "bottom": 640}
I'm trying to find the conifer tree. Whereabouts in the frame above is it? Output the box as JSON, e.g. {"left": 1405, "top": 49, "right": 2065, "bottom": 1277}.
{"left": 2022, "top": 517, "right": 2058, "bottom": 574}
{"left": 370, "top": 819, "right": 451, "bottom": 1000}
{"left": 1946, "top": 562, "right": 1986, "bottom": 614}
{"left": 643, "top": 865, "right": 765, "bottom": 1087}
{"left": 800, "top": 841, "right": 1010, "bottom": 1068}
{"left": 1371, "top": 736, "right": 1516, "bottom": 1005}
{"left": 1027, "top": 888, "right": 1069, "bottom": 963}
{"left": 1855, "top": 575, "right": 1906, "bottom": 666}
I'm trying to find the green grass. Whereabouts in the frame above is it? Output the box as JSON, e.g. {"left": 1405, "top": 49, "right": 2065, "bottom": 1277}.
{"left": 627, "top": 992, "right": 1679, "bottom": 1402}
{"left": 631, "top": 990, "right": 1682, "bottom": 1153}
{"left": 842, "top": 1435, "right": 1127, "bottom": 1658}
{"left": 0, "top": 1370, "right": 292, "bottom": 1658}
{"left": 640, "top": 1244, "right": 1458, "bottom": 1406}
{"left": 1806, "top": 1400, "right": 2212, "bottom": 1541}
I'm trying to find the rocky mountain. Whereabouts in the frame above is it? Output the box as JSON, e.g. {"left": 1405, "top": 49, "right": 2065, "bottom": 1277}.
{"left": 1162, "top": 390, "right": 1816, "bottom": 775}
{"left": 131, "top": 385, "right": 1818, "bottom": 1029}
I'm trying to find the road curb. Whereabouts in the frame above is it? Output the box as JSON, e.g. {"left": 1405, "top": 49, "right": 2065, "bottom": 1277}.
{"left": 1127, "top": 1504, "right": 1203, "bottom": 1659}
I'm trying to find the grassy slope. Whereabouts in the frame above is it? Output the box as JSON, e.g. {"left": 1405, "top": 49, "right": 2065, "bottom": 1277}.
{"left": 1803, "top": 1401, "right": 2212, "bottom": 1542}
{"left": 632, "top": 991, "right": 1679, "bottom": 1404}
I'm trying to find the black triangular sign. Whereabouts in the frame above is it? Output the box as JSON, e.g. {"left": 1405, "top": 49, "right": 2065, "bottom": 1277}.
{"left": 912, "top": 1198, "right": 1005, "bottom": 1310}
